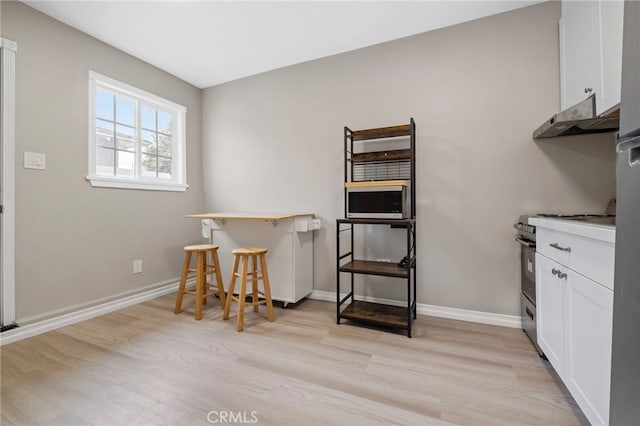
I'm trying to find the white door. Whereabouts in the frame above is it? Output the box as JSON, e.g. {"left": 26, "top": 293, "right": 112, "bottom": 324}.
{"left": 594, "top": 0, "right": 624, "bottom": 115}
{"left": 560, "top": 0, "right": 597, "bottom": 109}
{"left": 536, "top": 253, "right": 565, "bottom": 377}
{"left": 565, "top": 270, "right": 613, "bottom": 426}
{"left": 0, "top": 38, "right": 17, "bottom": 328}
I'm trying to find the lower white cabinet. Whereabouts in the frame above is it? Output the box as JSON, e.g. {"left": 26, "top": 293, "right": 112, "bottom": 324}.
{"left": 536, "top": 232, "right": 614, "bottom": 426}
{"left": 204, "top": 214, "right": 315, "bottom": 305}
{"left": 565, "top": 270, "right": 613, "bottom": 426}
{"left": 537, "top": 254, "right": 565, "bottom": 375}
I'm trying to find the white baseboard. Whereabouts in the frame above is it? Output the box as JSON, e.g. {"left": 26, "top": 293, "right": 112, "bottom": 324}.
{"left": 0, "top": 278, "right": 191, "bottom": 346}
{"left": 1, "top": 284, "right": 521, "bottom": 346}
{"left": 310, "top": 290, "right": 522, "bottom": 329}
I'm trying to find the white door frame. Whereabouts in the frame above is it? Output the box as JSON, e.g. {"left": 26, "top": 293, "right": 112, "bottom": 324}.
{"left": 1, "top": 37, "right": 17, "bottom": 327}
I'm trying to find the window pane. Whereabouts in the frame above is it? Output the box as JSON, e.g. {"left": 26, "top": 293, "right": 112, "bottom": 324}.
{"left": 141, "top": 130, "right": 156, "bottom": 154}
{"left": 96, "top": 147, "right": 114, "bottom": 176}
{"left": 157, "top": 133, "right": 172, "bottom": 157}
{"left": 116, "top": 96, "right": 135, "bottom": 126}
{"left": 158, "top": 156, "right": 173, "bottom": 179}
{"left": 116, "top": 124, "right": 136, "bottom": 151}
{"left": 95, "top": 119, "right": 114, "bottom": 148}
{"left": 141, "top": 105, "right": 156, "bottom": 131}
{"left": 96, "top": 89, "right": 114, "bottom": 121}
{"left": 90, "top": 74, "right": 186, "bottom": 189}
{"left": 116, "top": 150, "right": 135, "bottom": 177}
{"left": 141, "top": 154, "right": 157, "bottom": 178}
{"left": 158, "top": 111, "right": 172, "bottom": 135}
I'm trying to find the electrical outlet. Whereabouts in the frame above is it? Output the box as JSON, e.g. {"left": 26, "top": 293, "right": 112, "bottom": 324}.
{"left": 133, "top": 260, "right": 142, "bottom": 274}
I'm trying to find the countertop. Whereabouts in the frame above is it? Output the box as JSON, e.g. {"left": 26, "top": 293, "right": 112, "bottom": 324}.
{"left": 186, "top": 212, "right": 314, "bottom": 221}
{"left": 529, "top": 217, "right": 616, "bottom": 244}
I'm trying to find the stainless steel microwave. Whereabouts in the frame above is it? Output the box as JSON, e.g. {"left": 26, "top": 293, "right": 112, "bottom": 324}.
{"left": 346, "top": 180, "right": 409, "bottom": 219}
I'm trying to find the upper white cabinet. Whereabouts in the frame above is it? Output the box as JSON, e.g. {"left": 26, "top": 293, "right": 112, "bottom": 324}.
{"left": 560, "top": 1, "right": 597, "bottom": 110}
{"left": 560, "top": 0, "right": 623, "bottom": 115}
{"left": 595, "top": 0, "right": 624, "bottom": 115}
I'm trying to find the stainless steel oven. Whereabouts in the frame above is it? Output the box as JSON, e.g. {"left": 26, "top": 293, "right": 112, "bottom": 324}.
{"left": 514, "top": 217, "right": 543, "bottom": 356}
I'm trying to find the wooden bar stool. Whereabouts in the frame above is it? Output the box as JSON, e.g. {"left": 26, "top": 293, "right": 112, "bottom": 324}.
{"left": 223, "top": 247, "right": 275, "bottom": 331}
{"left": 174, "top": 244, "right": 226, "bottom": 320}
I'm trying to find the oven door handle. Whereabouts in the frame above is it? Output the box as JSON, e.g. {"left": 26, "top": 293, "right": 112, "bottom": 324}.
{"left": 515, "top": 237, "right": 536, "bottom": 248}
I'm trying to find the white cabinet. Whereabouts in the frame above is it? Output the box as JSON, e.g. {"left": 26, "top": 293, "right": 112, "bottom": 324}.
{"left": 536, "top": 253, "right": 565, "bottom": 376}
{"left": 559, "top": 0, "right": 623, "bottom": 115}
{"left": 537, "top": 225, "right": 615, "bottom": 290}
{"left": 196, "top": 213, "right": 316, "bottom": 305}
{"left": 565, "top": 270, "right": 613, "bottom": 426}
{"left": 560, "top": 0, "right": 597, "bottom": 110}
{"left": 594, "top": 0, "right": 624, "bottom": 115}
{"left": 536, "top": 226, "right": 614, "bottom": 426}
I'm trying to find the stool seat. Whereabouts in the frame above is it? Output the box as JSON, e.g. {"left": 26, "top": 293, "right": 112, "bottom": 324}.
{"left": 174, "top": 244, "right": 226, "bottom": 320}
{"left": 185, "top": 244, "right": 218, "bottom": 252}
{"left": 223, "top": 247, "right": 275, "bottom": 331}
{"left": 232, "top": 247, "right": 267, "bottom": 255}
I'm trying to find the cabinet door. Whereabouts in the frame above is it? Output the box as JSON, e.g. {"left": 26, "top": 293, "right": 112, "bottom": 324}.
{"left": 594, "top": 0, "right": 624, "bottom": 115}
{"left": 560, "top": 0, "right": 597, "bottom": 110}
{"left": 536, "top": 253, "right": 565, "bottom": 377}
{"left": 565, "top": 270, "right": 613, "bottom": 426}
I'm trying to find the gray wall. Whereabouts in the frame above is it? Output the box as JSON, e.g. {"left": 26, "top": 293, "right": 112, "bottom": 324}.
{"left": 1, "top": 2, "right": 204, "bottom": 322}
{"left": 202, "top": 2, "right": 616, "bottom": 316}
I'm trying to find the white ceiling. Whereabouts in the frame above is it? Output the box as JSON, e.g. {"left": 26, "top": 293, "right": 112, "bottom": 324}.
{"left": 24, "top": 1, "right": 543, "bottom": 89}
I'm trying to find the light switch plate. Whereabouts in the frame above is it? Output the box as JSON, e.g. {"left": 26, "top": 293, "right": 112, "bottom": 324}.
{"left": 24, "top": 152, "right": 46, "bottom": 170}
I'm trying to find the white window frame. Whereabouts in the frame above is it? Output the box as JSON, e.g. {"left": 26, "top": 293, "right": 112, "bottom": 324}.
{"left": 87, "top": 71, "right": 188, "bottom": 191}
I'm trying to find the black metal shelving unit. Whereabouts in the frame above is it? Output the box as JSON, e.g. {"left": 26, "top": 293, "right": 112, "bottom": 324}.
{"left": 336, "top": 118, "right": 417, "bottom": 337}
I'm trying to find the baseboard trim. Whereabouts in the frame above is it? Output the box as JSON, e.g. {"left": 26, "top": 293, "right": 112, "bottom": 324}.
{"left": 1, "top": 284, "right": 521, "bottom": 346}
{"left": 310, "top": 290, "right": 522, "bottom": 329}
{"left": 0, "top": 279, "right": 190, "bottom": 346}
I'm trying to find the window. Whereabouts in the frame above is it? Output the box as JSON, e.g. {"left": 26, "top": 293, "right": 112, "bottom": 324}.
{"left": 87, "top": 71, "right": 187, "bottom": 191}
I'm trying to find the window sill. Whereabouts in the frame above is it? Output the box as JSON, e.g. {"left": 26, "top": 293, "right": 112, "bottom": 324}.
{"left": 86, "top": 175, "right": 188, "bottom": 192}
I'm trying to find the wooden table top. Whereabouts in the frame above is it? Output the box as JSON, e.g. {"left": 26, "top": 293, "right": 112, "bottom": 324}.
{"left": 186, "top": 212, "right": 314, "bottom": 221}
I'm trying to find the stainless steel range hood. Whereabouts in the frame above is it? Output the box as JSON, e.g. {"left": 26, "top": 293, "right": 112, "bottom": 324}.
{"left": 533, "top": 95, "right": 620, "bottom": 139}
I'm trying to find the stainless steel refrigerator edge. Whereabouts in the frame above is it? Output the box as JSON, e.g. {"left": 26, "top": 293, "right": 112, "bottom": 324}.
{"left": 610, "top": 1, "right": 640, "bottom": 424}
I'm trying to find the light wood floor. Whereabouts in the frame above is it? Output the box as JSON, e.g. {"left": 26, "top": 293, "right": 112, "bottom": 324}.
{"left": 1, "top": 294, "right": 587, "bottom": 425}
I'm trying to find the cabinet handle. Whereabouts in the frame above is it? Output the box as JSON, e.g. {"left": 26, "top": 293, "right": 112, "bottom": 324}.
{"left": 525, "top": 307, "right": 534, "bottom": 320}
{"left": 550, "top": 243, "right": 572, "bottom": 252}
{"left": 552, "top": 268, "right": 559, "bottom": 276}
{"left": 558, "top": 272, "right": 567, "bottom": 279}
{"left": 584, "top": 87, "right": 593, "bottom": 94}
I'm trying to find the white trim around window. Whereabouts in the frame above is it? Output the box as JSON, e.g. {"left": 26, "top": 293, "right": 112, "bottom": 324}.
{"left": 87, "top": 71, "right": 188, "bottom": 192}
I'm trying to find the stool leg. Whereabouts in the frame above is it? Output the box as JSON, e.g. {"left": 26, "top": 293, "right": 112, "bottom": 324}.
{"left": 195, "top": 252, "right": 205, "bottom": 320}
{"left": 236, "top": 255, "right": 249, "bottom": 332}
{"left": 251, "top": 254, "right": 259, "bottom": 313}
{"left": 223, "top": 255, "right": 240, "bottom": 320}
{"left": 212, "top": 249, "right": 226, "bottom": 309}
{"left": 174, "top": 251, "right": 192, "bottom": 314}
{"left": 202, "top": 249, "right": 208, "bottom": 306}
{"left": 259, "top": 253, "right": 275, "bottom": 322}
